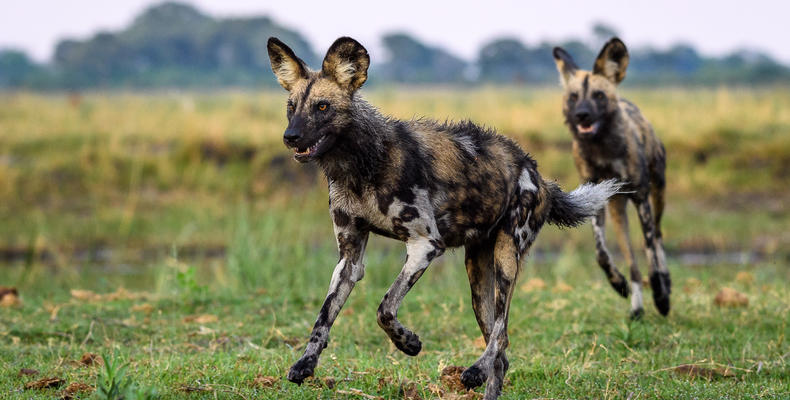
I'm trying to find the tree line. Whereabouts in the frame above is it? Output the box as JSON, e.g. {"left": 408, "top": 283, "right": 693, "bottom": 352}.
{"left": 1, "top": 2, "right": 788, "bottom": 89}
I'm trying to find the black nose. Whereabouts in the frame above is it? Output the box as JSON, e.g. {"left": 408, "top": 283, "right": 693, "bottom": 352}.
{"left": 574, "top": 111, "right": 591, "bottom": 122}
{"left": 283, "top": 128, "right": 300, "bottom": 146}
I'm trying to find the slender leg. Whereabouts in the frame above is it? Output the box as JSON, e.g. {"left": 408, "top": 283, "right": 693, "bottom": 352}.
{"left": 461, "top": 230, "right": 520, "bottom": 399}
{"left": 635, "top": 199, "right": 671, "bottom": 316}
{"left": 461, "top": 241, "right": 501, "bottom": 390}
{"left": 592, "top": 208, "right": 630, "bottom": 298}
{"left": 287, "top": 223, "right": 369, "bottom": 384}
{"left": 465, "top": 241, "right": 496, "bottom": 340}
{"left": 650, "top": 182, "right": 669, "bottom": 289}
{"left": 608, "top": 196, "right": 643, "bottom": 319}
{"left": 376, "top": 237, "right": 445, "bottom": 356}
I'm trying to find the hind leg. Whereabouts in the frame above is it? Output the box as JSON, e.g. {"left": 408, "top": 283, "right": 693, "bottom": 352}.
{"left": 592, "top": 208, "right": 630, "bottom": 298}
{"left": 609, "top": 196, "right": 643, "bottom": 319}
{"left": 462, "top": 240, "right": 509, "bottom": 390}
{"left": 650, "top": 182, "right": 669, "bottom": 288}
{"left": 461, "top": 230, "right": 520, "bottom": 399}
{"left": 465, "top": 241, "right": 495, "bottom": 342}
{"left": 635, "top": 197, "right": 671, "bottom": 316}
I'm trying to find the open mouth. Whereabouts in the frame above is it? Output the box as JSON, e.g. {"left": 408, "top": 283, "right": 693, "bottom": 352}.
{"left": 293, "top": 135, "right": 327, "bottom": 162}
{"left": 576, "top": 121, "right": 600, "bottom": 136}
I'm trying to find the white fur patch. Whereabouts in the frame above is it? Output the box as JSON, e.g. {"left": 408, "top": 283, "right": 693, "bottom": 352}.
{"left": 274, "top": 61, "right": 304, "bottom": 89}
{"left": 518, "top": 169, "right": 537, "bottom": 192}
{"left": 631, "top": 281, "right": 643, "bottom": 312}
{"left": 334, "top": 60, "right": 357, "bottom": 86}
{"left": 603, "top": 59, "right": 620, "bottom": 81}
{"left": 455, "top": 135, "right": 477, "bottom": 157}
{"left": 567, "top": 179, "right": 623, "bottom": 216}
{"left": 655, "top": 238, "right": 669, "bottom": 273}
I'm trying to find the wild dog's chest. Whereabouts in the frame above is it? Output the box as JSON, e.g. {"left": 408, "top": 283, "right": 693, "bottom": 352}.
{"left": 574, "top": 142, "right": 628, "bottom": 179}
{"left": 329, "top": 185, "right": 389, "bottom": 228}
{"left": 328, "top": 183, "right": 434, "bottom": 240}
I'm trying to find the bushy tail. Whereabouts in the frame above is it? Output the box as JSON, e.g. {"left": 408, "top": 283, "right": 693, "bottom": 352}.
{"left": 547, "top": 179, "right": 623, "bottom": 228}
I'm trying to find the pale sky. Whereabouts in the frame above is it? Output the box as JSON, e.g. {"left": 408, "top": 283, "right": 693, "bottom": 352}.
{"left": 1, "top": 0, "right": 788, "bottom": 64}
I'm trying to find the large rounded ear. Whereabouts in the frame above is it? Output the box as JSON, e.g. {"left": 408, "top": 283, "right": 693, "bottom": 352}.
{"left": 321, "top": 37, "right": 370, "bottom": 92}
{"left": 593, "top": 37, "right": 629, "bottom": 84}
{"left": 267, "top": 37, "right": 309, "bottom": 91}
{"left": 553, "top": 47, "right": 578, "bottom": 88}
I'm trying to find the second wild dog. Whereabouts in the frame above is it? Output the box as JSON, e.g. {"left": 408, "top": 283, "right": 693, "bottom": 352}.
{"left": 553, "top": 37, "right": 671, "bottom": 319}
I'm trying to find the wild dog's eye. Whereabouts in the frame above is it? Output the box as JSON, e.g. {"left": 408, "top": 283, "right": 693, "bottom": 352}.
{"left": 287, "top": 101, "right": 295, "bottom": 113}
{"left": 569, "top": 93, "right": 579, "bottom": 102}
{"left": 593, "top": 91, "right": 606, "bottom": 100}
{"left": 316, "top": 101, "right": 329, "bottom": 112}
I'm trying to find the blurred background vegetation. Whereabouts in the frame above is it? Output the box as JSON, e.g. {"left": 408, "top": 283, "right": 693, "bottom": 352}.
{"left": 1, "top": 1, "right": 790, "bottom": 90}
{"left": 1, "top": 2, "right": 788, "bottom": 398}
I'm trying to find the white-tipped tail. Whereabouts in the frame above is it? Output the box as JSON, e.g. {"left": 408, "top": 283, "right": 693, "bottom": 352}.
{"left": 547, "top": 179, "right": 624, "bottom": 227}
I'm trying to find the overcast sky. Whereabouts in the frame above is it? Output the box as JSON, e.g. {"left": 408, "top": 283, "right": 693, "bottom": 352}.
{"left": 1, "top": 0, "right": 788, "bottom": 64}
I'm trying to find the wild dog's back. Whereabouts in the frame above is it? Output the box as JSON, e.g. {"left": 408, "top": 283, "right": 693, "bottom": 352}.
{"left": 619, "top": 99, "right": 666, "bottom": 188}
{"left": 403, "top": 120, "right": 529, "bottom": 246}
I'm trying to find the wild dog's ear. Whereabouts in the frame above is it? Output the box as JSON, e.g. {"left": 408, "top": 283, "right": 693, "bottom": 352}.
{"left": 322, "top": 37, "right": 370, "bottom": 92}
{"left": 267, "top": 37, "right": 309, "bottom": 91}
{"left": 553, "top": 47, "right": 578, "bottom": 87}
{"left": 593, "top": 37, "right": 629, "bottom": 84}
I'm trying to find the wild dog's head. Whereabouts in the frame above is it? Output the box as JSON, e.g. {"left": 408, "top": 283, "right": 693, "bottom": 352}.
{"left": 553, "top": 38, "right": 629, "bottom": 140}
{"left": 267, "top": 37, "right": 369, "bottom": 162}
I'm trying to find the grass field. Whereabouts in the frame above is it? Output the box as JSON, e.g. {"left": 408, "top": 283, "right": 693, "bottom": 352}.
{"left": 1, "top": 87, "right": 789, "bottom": 399}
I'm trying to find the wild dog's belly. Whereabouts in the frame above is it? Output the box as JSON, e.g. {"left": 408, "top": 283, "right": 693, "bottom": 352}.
{"left": 433, "top": 180, "right": 512, "bottom": 247}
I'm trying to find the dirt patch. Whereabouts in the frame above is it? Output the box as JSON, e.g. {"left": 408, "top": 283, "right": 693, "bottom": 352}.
{"left": 673, "top": 364, "right": 736, "bottom": 379}
{"left": 24, "top": 377, "right": 65, "bottom": 390}
{"left": 0, "top": 287, "right": 20, "bottom": 307}
{"left": 714, "top": 287, "right": 749, "bottom": 308}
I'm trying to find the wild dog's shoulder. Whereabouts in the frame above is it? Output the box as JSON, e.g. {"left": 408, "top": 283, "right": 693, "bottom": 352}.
{"left": 618, "top": 97, "right": 663, "bottom": 150}
{"left": 618, "top": 98, "right": 648, "bottom": 126}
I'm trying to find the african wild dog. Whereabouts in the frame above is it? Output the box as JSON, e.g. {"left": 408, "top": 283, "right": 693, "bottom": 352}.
{"left": 268, "top": 36, "right": 620, "bottom": 399}
{"left": 553, "top": 38, "right": 671, "bottom": 319}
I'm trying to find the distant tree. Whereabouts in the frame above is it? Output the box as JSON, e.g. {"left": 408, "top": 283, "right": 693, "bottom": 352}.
{"left": 379, "top": 33, "right": 467, "bottom": 84}
{"left": 52, "top": 1, "right": 317, "bottom": 88}
{"left": 558, "top": 40, "right": 596, "bottom": 69}
{"left": 478, "top": 38, "right": 530, "bottom": 83}
{"left": 0, "top": 49, "right": 39, "bottom": 88}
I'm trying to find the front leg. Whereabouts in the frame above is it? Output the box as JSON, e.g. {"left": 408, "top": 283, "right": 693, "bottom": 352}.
{"left": 287, "top": 214, "right": 369, "bottom": 384}
{"left": 376, "top": 236, "right": 445, "bottom": 356}
{"left": 592, "top": 208, "right": 630, "bottom": 298}
{"left": 635, "top": 199, "right": 671, "bottom": 316}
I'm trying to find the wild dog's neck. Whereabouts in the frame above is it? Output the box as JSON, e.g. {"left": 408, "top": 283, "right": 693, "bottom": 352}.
{"left": 318, "top": 97, "right": 391, "bottom": 191}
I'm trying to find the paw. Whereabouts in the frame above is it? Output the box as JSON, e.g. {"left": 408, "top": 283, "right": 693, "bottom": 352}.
{"left": 286, "top": 355, "right": 317, "bottom": 385}
{"left": 650, "top": 272, "right": 671, "bottom": 316}
{"left": 394, "top": 331, "right": 422, "bottom": 356}
{"left": 629, "top": 307, "right": 644, "bottom": 321}
{"left": 609, "top": 272, "right": 630, "bottom": 298}
{"left": 460, "top": 365, "right": 487, "bottom": 389}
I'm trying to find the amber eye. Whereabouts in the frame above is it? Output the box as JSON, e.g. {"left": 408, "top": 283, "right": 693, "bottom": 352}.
{"left": 569, "top": 93, "right": 579, "bottom": 102}
{"left": 593, "top": 91, "right": 606, "bottom": 100}
{"left": 317, "top": 102, "right": 329, "bottom": 112}
{"left": 287, "top": 102, "right": 295, "bottom": 113}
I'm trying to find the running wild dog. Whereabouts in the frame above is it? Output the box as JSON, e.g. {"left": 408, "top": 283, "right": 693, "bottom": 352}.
{"left": 268, "top": 36, "right": 620, "bottom": 399}
{"left": 553, "top": 38, "right": 671, "bottom": 319}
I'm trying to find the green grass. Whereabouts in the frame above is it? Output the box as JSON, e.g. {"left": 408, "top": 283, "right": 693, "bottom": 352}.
{"left": 1, "top": 88, "right": 789, "bottom": 398}
{"left": 2, "top": 242, "right": 789, "bottom": 399}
